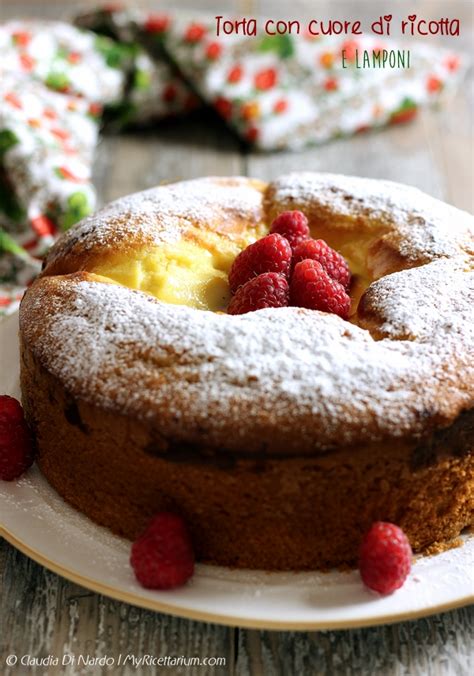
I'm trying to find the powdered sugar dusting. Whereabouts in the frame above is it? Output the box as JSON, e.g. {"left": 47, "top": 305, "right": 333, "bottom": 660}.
{"left": 22, "top": 173, "right": 474, "bottom": 452}
{"left": 363, "top": 258, "right": 474, "bottom": 340}
{"left": 22, "top": 275, "right": 472, "bottom": 451}
{"left": 269, "top": 172, "right": 473, "bottom": 262}
{"left": 46, "top": 176, "right": 265, "bottom": 262}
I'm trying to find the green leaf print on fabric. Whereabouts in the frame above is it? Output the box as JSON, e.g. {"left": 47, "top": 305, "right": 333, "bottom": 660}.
{"left": 61, "top": 191, "right": 92, "bottom": 230}
{"left": 0, "top": 177, "right": 26, "bottom": 223}
{"left": 94, "top": 35, "right": 133, "bottom": 68}
{"left": 0, "top": 130, "right": 19, "bottom": 156}
{"left": 258, "top": 34, "right": 294, "bottom": 60}
{"left": 390, "top": 97, "right": 418, "bottom": 124}
{"left": 45, "top": 71, "right": 71, "bottom": 92}
{"left": 134, "top": 68, "right": 152, "bottom": 91}
{"left": 0, "top": 228, "right": 26, "bottom": 257}
{"left": 56, "top": 46, "right": 69, "bottom": 60}
{"left": 104, "top": 100, "right": 138, "bottom": 128}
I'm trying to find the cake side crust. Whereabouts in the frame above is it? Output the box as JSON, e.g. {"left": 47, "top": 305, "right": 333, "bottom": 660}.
{"left": 21, "top": 339, "right": 474, "bottom": 571}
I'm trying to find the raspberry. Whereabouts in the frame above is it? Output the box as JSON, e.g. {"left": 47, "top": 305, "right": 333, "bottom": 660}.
{"left": 293, "top": 239, "right": 351, "bottom": 289}
{"left": 359, "top": 522, "right": 412, "bottom": 594}
{"left": 130, "top": 512, "right": 195, "bottom": 589}
{"left": 0, "top": 395, "right": 35, "bottom": 481}
{"left": 228, "top": 233, "right": 291, "bottom": 293}
{"left": 269, "top": 210, "right": 310, "bottom": 249}
{"left": 227, "top": 272, "right": 289, "bottom": 315}
{"left": 290, "top": 260, "right": 351, "bottom": 318}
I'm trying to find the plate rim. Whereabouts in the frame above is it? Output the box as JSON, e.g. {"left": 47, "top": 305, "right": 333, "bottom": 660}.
{"left": 1, "top": 311, "right": 473, "bottom": 630}
{"left": 1, "top": 523, "right": 473, "bottom": 631}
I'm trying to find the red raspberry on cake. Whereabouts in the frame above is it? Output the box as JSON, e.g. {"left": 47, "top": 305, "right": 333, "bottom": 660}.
{"left": 130, "top": 512, "right": 195, "bottom": 589}
{"left": 269, "top": 210, "right": 310, "bottom": 249}
{"left": 290, "top": 259, "right": 351, "bottom": 318}
{"left": 228, "top": 233, "right": 291, "bottom": 293}
{"left": 359, "top": 522, "right": 412, "bottom": 594}
{"left": 228, "top": 272, "right": 289, "bottom": 315}
{"left": 0, "top": 395, "right": 35, "bottom": 481}
{"left": 293, "top": 238, "right": 351, "bottom": 289}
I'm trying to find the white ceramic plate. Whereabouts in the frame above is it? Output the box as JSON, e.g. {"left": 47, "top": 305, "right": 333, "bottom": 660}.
{"left": 1, "top": 312, "right": 473, "bottom": 629}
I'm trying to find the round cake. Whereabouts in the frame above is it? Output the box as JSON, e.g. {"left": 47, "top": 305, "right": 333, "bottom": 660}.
{"left": 19, "top": 173, "right": 474, "bottom": 570}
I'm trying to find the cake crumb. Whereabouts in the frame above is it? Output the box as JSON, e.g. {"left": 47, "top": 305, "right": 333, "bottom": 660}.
{"left": 422, "top": 537, "right": 464, "bottom": 557}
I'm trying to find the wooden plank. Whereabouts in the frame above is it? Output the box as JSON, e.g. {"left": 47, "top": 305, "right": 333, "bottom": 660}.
{"left": 417, "top": 0, "right": 473, "bottom": 213}
{"left": 0, "top": 540, "right": 234, "bottom": 676}
{"left": 98, "top": 114, "right": 243, "bottom": 205}
{"left": 245, "top": 113, "right": 447, "bottom": 201}
{"left": 2, "top": 534, "right": 473, "bottom": 676}
{"left": 422, "top": 95, "right": 473, "bottom": 213}
{"left": 236, "top": 607, "right": 474, "bottom": 675}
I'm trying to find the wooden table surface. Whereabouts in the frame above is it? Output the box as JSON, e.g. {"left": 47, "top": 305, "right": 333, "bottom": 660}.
{"left": 1, "top": 1, "right": 473, "bottom": 674}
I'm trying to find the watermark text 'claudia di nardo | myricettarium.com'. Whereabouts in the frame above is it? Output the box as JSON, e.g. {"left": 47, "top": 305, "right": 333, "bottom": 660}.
{"left": 4, "top": 653, "right": 227, "bottom": 669}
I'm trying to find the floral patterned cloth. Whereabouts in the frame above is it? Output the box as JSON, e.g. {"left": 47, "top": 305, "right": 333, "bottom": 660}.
{"left": 0, "top": 73, "right": 98, "bottom": 250}
{"left": 166, "top": 25, "right": 464, "bottom": 149}
{"left": 0, "top": 10, "right": 467, "bottom": 315}
{"left": 76, "top": 7, "right": 200, "bottom": 127}
{"left": 0, "top": 20, "right": 128, "bottom": 102}
{"left": 0, "top": 20, "right": 129, "bottom": 314}
{"left": 77, "top": 7, "right": 466, "bottom": 150}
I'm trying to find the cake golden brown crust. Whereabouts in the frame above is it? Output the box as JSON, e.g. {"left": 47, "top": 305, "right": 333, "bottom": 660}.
{"left": 19, "top": 174, "right": 474, "bottom": 570}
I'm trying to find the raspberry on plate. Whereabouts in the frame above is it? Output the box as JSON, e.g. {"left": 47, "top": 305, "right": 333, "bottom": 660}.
{"left": 290, "top": 259, "right": 351, "bottom": 318}
{"left": 293, "top": 238, "right": 351, "bottom": 289}
{"left": 130, "top": 512, "right": 195, "bottom": 590}
{"left": 227, "top": 272, "right": 289, "bottom": 315}
{"left": 228, "top": 233, "right": 292, "bottom": 293}
{"left": 270, "top": 210, "right": 310, "bottom": 249}
{"left": 359, "top": 522, "right": 412, "bottom": 594}
{"left": 0, "top": 395, "right": 35, "bottom": 481}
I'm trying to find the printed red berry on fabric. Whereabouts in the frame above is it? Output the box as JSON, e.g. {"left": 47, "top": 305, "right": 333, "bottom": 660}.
{"left": 270, "top": 211, "right": 310, "bottom": 249}
{"left": 245, "top": 126, "right": 259, "bottom": 143}
{"left": 205, "top": 42, "right": 222, "bottom": 60}
{"left": 4, "top": 91, "right": 22, "bottom": 109}
{"left": 359, "top": 522, "right": 412, "bottom": 594}
{"left": 323, "top": 77, "right": 339, "bottom": 92}
{"left": 145, "top": 14, "right": 170, "bottom": 34}
{"left": 163, "top": 84, "right": 177, "bottom": 103}
{"left": 12, "top": 31, "right": 31, "bottom": 47}
{"left": 215, "top": 96, "right": 232, "bottom": 119}
{"left": 67, "top": 51, "right": 82, "bottom": 65}
{"left": 31, "top": 215, "right": 57, "bottom": 237}
{"left": 340, "top": 40, "right": 359, "bottom": 61}
{"left": 130, "top": 512, "right": 195, "bottom": 589}
{"left": 0, "top": 395, "right": 35, "bottom": 481}
{"left": 293, "top": 238, "right": 351, "bottom": 288}
{"left": 228, "top": 272, "right": 289, "bottom": 315}
{"left": 184, "top": 22, "right": 206, "bottom": 43}
{"left": 19, "top": 53, "right": 35, "bottom": 71}
{"left": 55, "top": 166, "right": 85, "bottom": 183}
{"left": 445, "top": 55, "right": 460, "bottom": 72}
{"left": 228, "top": 233, "right": 292, "bottom": 293}
{"left": 427, "top": 76, "right": 443, "bottom": 93}
{"left": 254, "top": 68, "right": 277, "bottom": 91}
{"left": 273, "top": 98, "right": 288, "bottom": 114}
{"left": 227, "top": 65, "right": 243, "bottom": 84}
{"left": 290, "top": 259, "right": 351, "bottom": 318}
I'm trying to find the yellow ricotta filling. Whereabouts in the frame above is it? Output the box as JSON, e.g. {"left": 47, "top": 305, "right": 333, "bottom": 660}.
{"left": 90, "top": 222, "right": 373, "bottom": 314}
{"left": 91, "top": 228, "right": 264, "bottom": 312}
